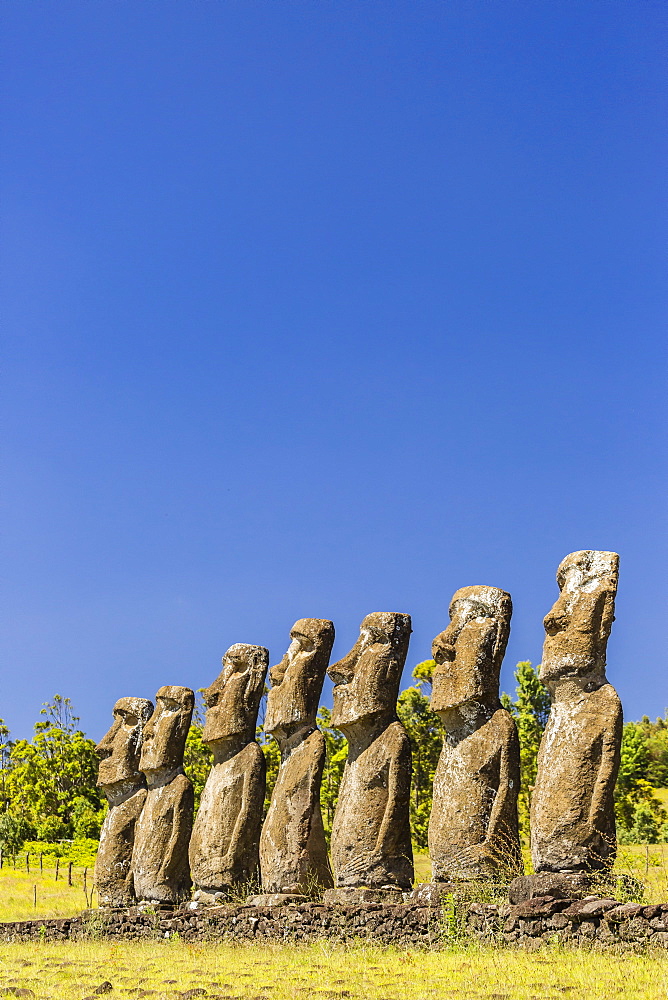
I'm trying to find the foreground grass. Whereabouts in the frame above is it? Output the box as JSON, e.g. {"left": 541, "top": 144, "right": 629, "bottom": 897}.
{"left": 0, "top": 940, "right": 666, "bottom": 1000}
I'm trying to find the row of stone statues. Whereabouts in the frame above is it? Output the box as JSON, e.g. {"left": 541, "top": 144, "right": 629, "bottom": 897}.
{"left": 94, "top": 549, "right": 622, "bottom": 908}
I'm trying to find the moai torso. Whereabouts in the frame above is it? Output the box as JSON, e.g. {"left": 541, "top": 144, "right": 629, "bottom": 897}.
{"left": 260, "top": 620, "right": 335, "bottom": 894}
{"left": 331, "top": 718, "right": 413, "bottom": 889}
{"left": 94, "top": 697, "right": 153, "bottom": 907}
{"left": 189, "top": 644, "right": 268, "bottom": 897}
{"left": 132, "top": 686, "right": 195, "bottom": 904}
{"left": 328, "top": 613, "right": 414, "bottom": 891}
{"left": 428, "top": 587, "right": 522, "bottom": 882}
{"left": 531, "top": 551, "right": 622, "bottom": 874}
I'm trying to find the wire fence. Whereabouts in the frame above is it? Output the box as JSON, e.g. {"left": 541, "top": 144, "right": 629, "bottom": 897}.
{"left": 0, "top": 850, "right": 96, "bottom": 909}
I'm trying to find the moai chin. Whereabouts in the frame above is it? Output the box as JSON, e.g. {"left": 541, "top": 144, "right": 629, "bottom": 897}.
{"left": 428, "top": 586, "right": 522, "bottom": 884}
{"left": 132, "top": 685, "right": 195, "bottom": 905}
{"left": 94, "top": 697, "right": 154, "bottom": 907}
{"left": 189, "top": 644, "right": 268, "bottom": 902}
{"left": 326, "top": 612, "right": 414, "bottom": 899}
{"left": 258, "top": 619, "right": 335, "bottom": 899}
{"left": 530, "top": 551, "right": 622, "bottom": 880}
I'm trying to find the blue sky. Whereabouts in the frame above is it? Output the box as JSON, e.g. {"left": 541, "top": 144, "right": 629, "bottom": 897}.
{"left": 1, "top": 1, "right": 665, "bottom": 740}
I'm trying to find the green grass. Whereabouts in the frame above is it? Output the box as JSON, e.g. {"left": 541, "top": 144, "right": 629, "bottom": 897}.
{"left": 0, "top": 940, "right": 666, "bottom": 1000}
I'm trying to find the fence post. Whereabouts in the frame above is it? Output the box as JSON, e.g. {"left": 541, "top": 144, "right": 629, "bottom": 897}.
{"left": 0, "top": 849, "right": 3, "bottom": 868}
{"left": 68, "top": 861, "right": 72, "bottom": 886}
{"left": 33, "top": 884, "right": 37, "bottom": 909}
{"left": 26, "top": 852, "right": 29, "bottom": 873}
{"left": 39, "top": 852, "right": 43, "bottom": 872}
{"left": 55, "top": 858, "right": 59, "bottom": 881}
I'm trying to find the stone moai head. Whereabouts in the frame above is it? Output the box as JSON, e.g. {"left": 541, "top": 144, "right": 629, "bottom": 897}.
{"left": 540, "top": 550, "right": 619, "bottom": 690}
{"left": 264, "top": 619, "right": 335, "bottom": 740}
{"left": 201, "top": 643, "right": 269, "bottom": 746}
{"left": 139, "top": 686, "right": 194, "bottom": 776}
{"left": 328, "top": 613, "right": 412, "bottom": 730}
{"left": 430, "top": 586, "right": 512, "bottom": 715}
{"left": 96, "top": 697, "right": 154, "bottom": 789}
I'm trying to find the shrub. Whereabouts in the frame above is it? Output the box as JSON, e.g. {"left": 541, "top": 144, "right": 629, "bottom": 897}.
{"left": 35, "top": 814, "right": 70, "bottom": 842}
{"left": 0, "top": 813, "right": 35, "bottom": 856}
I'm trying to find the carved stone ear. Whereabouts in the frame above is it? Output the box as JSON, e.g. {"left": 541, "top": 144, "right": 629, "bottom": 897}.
{"left": 431, "top": 631, "right": 449, "bottom": 662}
{"left": 597, "top": 589, "right": 616, "bottom": 643}
{"left": 488, "top": 620, "right": 503, "bottom": 665}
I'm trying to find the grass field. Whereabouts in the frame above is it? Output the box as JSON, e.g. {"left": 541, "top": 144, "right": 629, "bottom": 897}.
{"left": 0, "top": 940, "right": 666, "bottom": 1000}
{"left": 0, "top": 859, "right": 93, "bottom": 922}
{"left": 1, "top": 847, "right": 668, "bottom": 999}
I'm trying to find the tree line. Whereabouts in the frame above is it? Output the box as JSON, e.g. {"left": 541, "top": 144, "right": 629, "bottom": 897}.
{"left": 1, "top": 664, "right": 667, "bottom": 854}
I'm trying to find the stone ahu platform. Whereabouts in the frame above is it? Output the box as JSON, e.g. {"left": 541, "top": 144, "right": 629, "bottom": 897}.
{"left": 2, "top": 897, "right": 668, "bottom": 951}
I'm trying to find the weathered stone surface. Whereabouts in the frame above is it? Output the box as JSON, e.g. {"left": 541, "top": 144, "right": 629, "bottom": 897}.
{"left": 260, "top": 620, "right": 334, "bottom": 894}
{"left": 407, "top": 883, "right": 459, "bottom": 905}
{"left": 508, "top": 872, "right": 597, "bottom": 903}
{"left": 322, "top": 887, "right": 404, "bottom": 905}
{"left": 189, "top": 644, "right": 268, "bottom": 897}
{"left": 132, "top": 686, "right": 195, "bottom": 904}
{"left": 561, "top": 897, "right": 619, "bottom": 919}
{"left": 429, "top": 586, "right": 522, "bottom": 882}
{"left": 2, "top": 895, "right": 668, "bottom": 950}
{"left": 509, "top": 895, "right": 570, "bottom": 919}
{"left": 605, "top": 902, "right": 644, "bottom": 922}
{"left": 247, "top": 893, "right": 308, "bottom": 906}
{"left": 531, "top": 551, "right": 622, "bottom": 875}
{"left": 94, "top": 697, "right": 154, "bottom": 907}
{"left": 328, "top": 612, "right": 414, "bottom": 891}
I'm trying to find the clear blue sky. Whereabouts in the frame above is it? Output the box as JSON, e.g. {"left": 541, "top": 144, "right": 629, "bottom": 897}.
{"left": 1, "top": 1, "right": 665, "bottom": 740}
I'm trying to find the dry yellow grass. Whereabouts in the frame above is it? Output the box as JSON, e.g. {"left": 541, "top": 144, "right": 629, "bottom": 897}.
{"left": 0, "top": 939, "right": 666, "bottom": 1000}
{"left": 0, "top": 865, "right": 93, "bottom": 922}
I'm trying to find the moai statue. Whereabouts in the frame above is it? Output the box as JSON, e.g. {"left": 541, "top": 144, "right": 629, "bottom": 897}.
{"left": 255, "top": 619, "right": 335, "bottom": 903}
{"left": 324, "top": 613, "right": 414, "bottom": 903}
{"left": 94, "top": 697, "right": 154, "bottom": 907}
{"left": 132, "top": 686, "right": 195, "bottom": 905}
{"left": 189, "top": 645, "right": 268, "bottom": 903}
{"left": 426, "top": 587, "right": 522, "bottom": 891}
{"left": 513, "top": 551, "right": 623, "bottom": 901}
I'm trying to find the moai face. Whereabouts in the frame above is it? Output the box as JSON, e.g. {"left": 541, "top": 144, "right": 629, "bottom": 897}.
{"left": 264, "top": 619, "right": 335, "bottom": 739}
{"left": 430, "top": 586, "right": 512, "bottom": 714}
{"left": 139, "top": 686, "right": 194, "bottom": 775}
{"left": 201, "top": 644, "right": 268, "bottom": 745}
{"left": 329, "top": 613, "right": 411, "bottom": 729}
{"left": 540, "top": 550, "right": 619, "bottom": 688}
{"left": 96, "top": 697, "right": 154, "bottom": 788}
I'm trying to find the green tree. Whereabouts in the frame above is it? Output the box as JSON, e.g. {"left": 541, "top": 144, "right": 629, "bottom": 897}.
{"left": 637, "top": 714, "right": 668, "bottom": 787}
{"left": 183, "top": 690, "right": 213, "bottom": 812}
{"left": 6, "top": 696, "right": 102, "bottom": 838}
{"left": 0, "top": 812, "right": 34, "bottom": 856}
{"left": 0, "top": 716, "right": 11, "bottom": 812}
{"left": 253, "top": 688, "right": 280, "bottom": 821}
{"left": 258, "top": 731, "right": 280, "bottom": 822}
{"left": 614, "top": 720, "right": 667, "bottom": 843}
{"left": 502, "top": 661, "right": 551, "bottom": 838}
{"left": 317, "top": 706, "right": 347, "bottom": 841}
{"left": 396, "top": 660, "right": 442, "bottom": 849}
